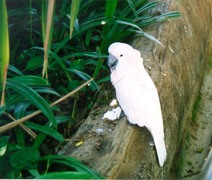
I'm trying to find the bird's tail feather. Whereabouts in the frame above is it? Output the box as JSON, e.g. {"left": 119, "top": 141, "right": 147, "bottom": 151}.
{"left": 153, "top": 135, "right": 167, "bottom": 167}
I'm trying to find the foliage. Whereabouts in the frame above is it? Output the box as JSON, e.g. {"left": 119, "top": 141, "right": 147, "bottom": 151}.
{"left": 0, "top": 136, "right": 103, "bottom": 178}
{"left": 0, "top": 0, "right": 180, "bottom": 178}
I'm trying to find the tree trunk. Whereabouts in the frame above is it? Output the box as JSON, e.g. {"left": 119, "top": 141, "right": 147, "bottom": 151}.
{"left": 59, "top": 0, "right": 212, "bottom": 178}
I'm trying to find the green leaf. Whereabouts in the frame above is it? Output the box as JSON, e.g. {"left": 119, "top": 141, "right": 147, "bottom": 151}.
{"left": 0, "top": 136, "right": 9, "bottom": 156}
{"left": 127, "top": 0, "right": 138, "bottom": 18}
{"left": 137, "top": 2, "right": 157, "bottom": 15}
{"left": 0, "top": 94, "right": 24, "bottom": 115}
{"left": 14, "top": 102, "right": 30, "bottom": 119}
{"left": 55, "top": 115, "right": 71, "bottom": 124}
{"left": 11, "top": 75, "right": 48, "bottom": 86}
{"left": 8, "top": 65, "right": 24, "bottom": 76}
{"left": 14, "top": 126, "right": 26, "bottom": 147}
{"left": 6, "top": 79, "right": 56, "bottom": 126}
{"left": 62, "top": 52, "right": 107, "bottom": 60}
{"left": 68, "top": 69, "right": 99, "bottom": 91}
{"left": 50, "top": 51, "right": 72, "bottom": 81}
{"left": 28, "top": 169, "right": 40, "bottom": 177}
{"left": 34, "top": 87, "right": 61, "bottom": 97}
{"left": 105, "top": 0, "right": 118, "bottom": 18}
{"left": 24, "top": 57, "right": 43, "bottom": 71}
{"left": 69, "top": 59, "right": 85, "bottom": 71}
{"left": 116, "top": 19, "right": 142, "bottom": 31}
{"left": 38, "top": 155, "right": 104, "bottom": 179}
{"left": 10, "top": 147, "right": 40, "bottom": 170}
{"left": 36, "top": 171, "right": 95, "bottom": 179}
{"left": 70, "top": 0, "right": 81, "bottom": 39}
{"left": 25, "top": 121, "right": 64, "bottom": 142}
{"left": 33, "top": 133, "right": 47, "bottom": 150}
{"left": 68, "top": 80, "right": 82, "bottom": 91}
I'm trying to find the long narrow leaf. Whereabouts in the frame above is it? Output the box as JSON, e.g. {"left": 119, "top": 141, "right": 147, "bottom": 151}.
{"left": 0, "top": 94, "right": 23, "bottom": 115}
{"left": 38, "top": 155, "right": 104, "bottom": 178}
{"left": 25, "top": 121, "right": 64, "bottom": 142}
{"left": 0, "top": 79, "right": 93, "bottom": 134}
{"left": 6, "top": 79, "right": 56, "bottom": 126}
{"left": 70, "top": 0, "right": 81, "bottom": 39}
{"left": 62, "top": 52, "right": 107, "bottom": 60}
{"left": 133, "top": 30, "right": 163, "bottom": 46}
{"left": 50, "top": 51, "right": 72, "bottom": 81}
{"left": 68, "top": 69, "right": 99, "bottom": 91}
{"left": 0, "top": 0, "right": 10, "bottom": 106}
{"left": 127, "top": 0, "right": 138, "bottom": 18}
{"left": 36, "top": 172, "right": 95, "bottom": 179}
{"left": 11, "top": 75, "right": 49, "bottom": 86}
{"left": 105, "top": 0, "right": 118, "bottom": 18}
{"left": 8, "top": 65, "right": 24, "bottom": 76}
{"left": 137, "top": 2, "right": 157, "bottom": 15}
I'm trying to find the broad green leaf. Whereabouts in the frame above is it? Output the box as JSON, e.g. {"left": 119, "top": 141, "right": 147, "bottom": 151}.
{"left": 28, "top": 169, "right": 40, "bottom": 177}
{"left": 6, "top": 79, "right": 56, "bottom": 126}
{"left": 10, "top": 147, "right": 40, "bottom": 170}
{"left": 25, "top": 121, "right": 64, "bottom": 142}
{"left": 0, "top": 136, "right": 9, "bottom": 156}
{"left": 24, "top": 57, "right": 43, "bottom": 71}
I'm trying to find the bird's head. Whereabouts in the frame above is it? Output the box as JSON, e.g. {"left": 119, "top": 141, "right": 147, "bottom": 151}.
{"left": 107, "top": 42, "right": 142, "bottom": 71}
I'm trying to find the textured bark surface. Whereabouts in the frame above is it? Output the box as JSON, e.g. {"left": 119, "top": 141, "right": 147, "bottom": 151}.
{"left": 59, "top": 0, "right": 212, "bottom": 178}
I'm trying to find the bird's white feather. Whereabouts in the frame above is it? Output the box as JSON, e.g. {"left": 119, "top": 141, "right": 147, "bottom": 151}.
{"left": 108, "top": 42, "right": 167, "bottom": 167}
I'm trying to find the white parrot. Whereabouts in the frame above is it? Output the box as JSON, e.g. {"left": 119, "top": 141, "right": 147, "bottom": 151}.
{"left": 107, "top": 42, "right": 167, "bottom": 167}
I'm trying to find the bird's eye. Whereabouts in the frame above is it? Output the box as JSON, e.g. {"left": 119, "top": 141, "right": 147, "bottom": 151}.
{"left": 120, "top": 54, "right": 123, "bottom": 57}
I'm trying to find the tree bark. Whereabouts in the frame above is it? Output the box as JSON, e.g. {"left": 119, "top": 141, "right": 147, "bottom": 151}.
{"left": 59, "top": 0, "right": 212, "bottom": 178}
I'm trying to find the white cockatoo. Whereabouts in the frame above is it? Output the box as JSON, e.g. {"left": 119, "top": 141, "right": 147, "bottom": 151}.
{"left": 107, "top": 42, "right": 167, "bottom": 167}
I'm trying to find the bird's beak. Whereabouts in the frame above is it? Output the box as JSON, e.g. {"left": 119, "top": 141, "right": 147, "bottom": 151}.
{"left": 107, "top": 54, "right": 118, "bottom": 70}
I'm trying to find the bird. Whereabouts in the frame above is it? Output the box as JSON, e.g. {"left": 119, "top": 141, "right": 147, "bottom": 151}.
{"left": 107, "top": 42, "right": 167, "bottom": 167}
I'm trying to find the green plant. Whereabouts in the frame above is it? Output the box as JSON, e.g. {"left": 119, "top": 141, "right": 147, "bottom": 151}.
{"left": 0, "top": 136, "right": 103, "bottom": 178}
